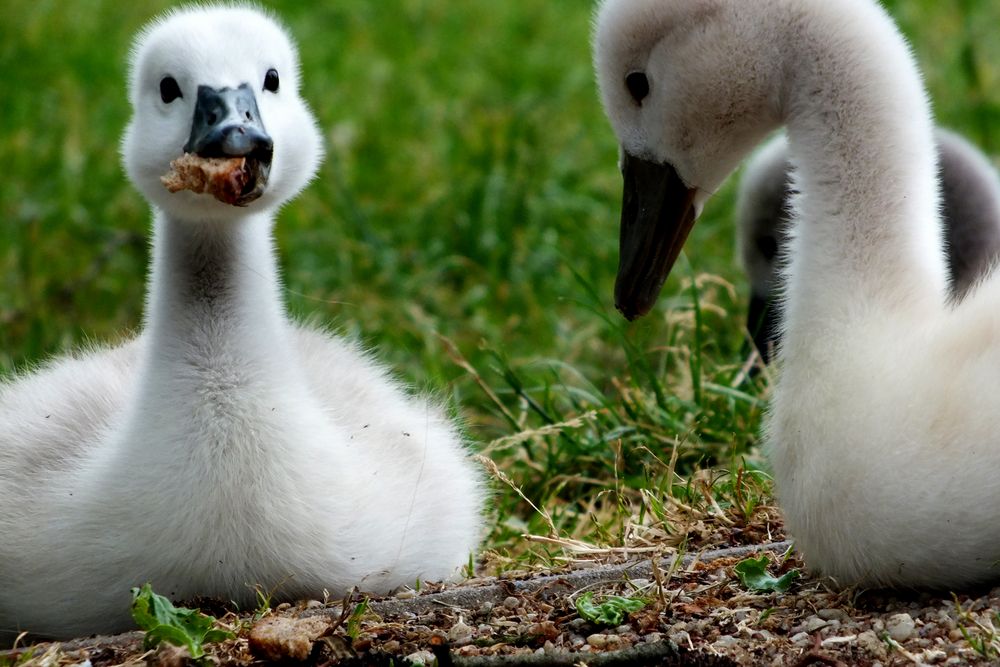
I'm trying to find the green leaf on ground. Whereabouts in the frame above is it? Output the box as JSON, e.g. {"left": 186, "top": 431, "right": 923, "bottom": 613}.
{"left": 574, "top": 591, "right": 648, "bottom": 626}
{"left": 130, "top": 583, "right": 235, "bottom": 658}
{"left": 734, "top": 555, "right": 799, "bottom": 593}
{"left": 346, "top": 598, "right": 369, "bottom": 641}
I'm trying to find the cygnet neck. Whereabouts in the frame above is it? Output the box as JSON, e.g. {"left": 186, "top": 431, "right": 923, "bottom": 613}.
{"left": 778, "top": 0, "right": 948, "bottom": 327}
{"left": 142, "top": 207, "right": 292, "bottom": 374}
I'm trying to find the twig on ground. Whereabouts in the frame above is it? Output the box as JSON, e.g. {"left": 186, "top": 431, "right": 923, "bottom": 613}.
{"left": 431, "top": 637, "right": 739, "bottom": 666}
{"left": 790, "top": 634, "right": 850, "bottom": 667}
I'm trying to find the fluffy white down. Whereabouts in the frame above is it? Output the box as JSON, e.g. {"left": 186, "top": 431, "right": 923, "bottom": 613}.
{"left": 738, "top": 129, "right": 1000, "bottom": 305}
{"left": 595, "top": 0, "right": 1000, "bottom": 588}
{"left": 0, "top": 6, "right": 484, "bottom": 642}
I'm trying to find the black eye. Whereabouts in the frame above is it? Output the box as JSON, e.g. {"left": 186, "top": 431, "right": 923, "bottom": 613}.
{"left": 264, "top": 68, "right": 279, "bottom": 93}
{"left": 159, "top": 76, "right": 182, "bottom": 104}
{"left": 625, "top": 71, "right": 649, "bottom": 105}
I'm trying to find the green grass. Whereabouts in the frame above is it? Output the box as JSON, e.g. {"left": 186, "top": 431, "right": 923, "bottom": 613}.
{"left": 2, "top": 1, "right": 1000, "bottom": 569}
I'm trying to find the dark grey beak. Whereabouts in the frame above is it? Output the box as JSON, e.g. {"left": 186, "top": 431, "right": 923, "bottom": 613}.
{"left": 614, "top": 153, "right": 699, "bottom": 320}
{"left": 746, "top": 291, "right": 780, "bottom": 364}
{"left": 184, "top": 83, "right": 273, "bottom": 205}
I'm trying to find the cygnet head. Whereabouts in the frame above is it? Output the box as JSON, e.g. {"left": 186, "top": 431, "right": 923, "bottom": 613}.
{"left": 594, "top": 0, "right": 913, "bottom": 319}
{"left": 594, "top": 0, "right": 785, "bottom": 319}
{"left": 122, "top": 5, "right": 323, "bottom": 220}
{"left": 736, "top": 135, "right": 792, "bottom": 300}
{"left": 736, "top": 133, "right": 793, "bottom": 363}
{"left": 595, "top": 0, "right": 781, "bottom": 192}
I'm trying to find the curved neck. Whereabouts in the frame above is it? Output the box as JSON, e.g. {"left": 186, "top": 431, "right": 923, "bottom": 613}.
{"left": 142, "top": 209, "right": 292, "bottom": 379}
{"left": 778, "top": 0, "right": 947, "bottom": 332}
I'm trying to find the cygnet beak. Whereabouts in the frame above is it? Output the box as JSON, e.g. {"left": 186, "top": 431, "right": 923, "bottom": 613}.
{"left": 614, "top": 153, "right": 699, "bottom": 320}
{"left": 747, "top": 291, "right": 780, "bottom": 364}
{"left": 184, "top": 83, "right": 274, "bottom": 205}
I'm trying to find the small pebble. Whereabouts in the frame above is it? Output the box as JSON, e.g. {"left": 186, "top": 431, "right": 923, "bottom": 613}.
{"left": 448, "top": 617, "right": 474, "bottom": 644}
{"left": 818, "top": 608, "right": 847, "bottom": 621}
{"left": 404, "top": 651, "right": 434, "bottom": 666}
{"left": 887, "top": 612, "right": 916, "bottom": 642}
{"left": 248, "top": 616, "right": 331, "bottom": 662}
{"left": 920, "top": 648, "right": 947, "bottom": 663}
{"left": 668, "top": 630, "right": 690, "bottom": 646}
{"left": 790, "top": 631, "right": 811, "bottom": 647}
{"left": 587, "top": 633, "right": 609, "bottom": 649}
{"left": 857, "top": 630, "right": 886, "bottom": 658}
{"left": 693, "top": 618, "right": 712, "bottom": 633}
{"left": 820, "top": 634, "right": 857, "bottom": 647}
{"left": 502, "top": 596, "right": 520, "bottom": 610}
{"left": 804, "top": 615, "right": 828, "bottom": 632}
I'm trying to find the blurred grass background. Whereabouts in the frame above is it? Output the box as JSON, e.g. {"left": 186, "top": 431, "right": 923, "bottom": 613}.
{"left": 2, "top": 0, "right": 1000, "bottom": 567}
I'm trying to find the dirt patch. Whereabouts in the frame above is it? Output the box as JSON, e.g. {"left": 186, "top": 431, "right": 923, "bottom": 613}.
{"left": 5, "top": 539, "right": 999, "bottom": 666}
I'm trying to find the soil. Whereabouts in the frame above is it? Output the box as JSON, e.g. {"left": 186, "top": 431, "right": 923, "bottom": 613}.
{"left": 5, "top": 538, "right": 999, "bottom": 666}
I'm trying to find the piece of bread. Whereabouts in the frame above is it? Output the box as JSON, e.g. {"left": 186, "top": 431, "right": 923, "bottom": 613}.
{"left": 161, "top": 153, "right": 248, "bottom": 206}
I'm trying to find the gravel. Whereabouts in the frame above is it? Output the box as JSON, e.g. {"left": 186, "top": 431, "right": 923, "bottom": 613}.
{"left": 5, "top": 543, "right": 1000, "bottom": 666}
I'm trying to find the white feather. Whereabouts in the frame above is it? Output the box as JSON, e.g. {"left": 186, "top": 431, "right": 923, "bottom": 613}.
{"left": 738, "top": 129, "right": 1000, "bottom": 352}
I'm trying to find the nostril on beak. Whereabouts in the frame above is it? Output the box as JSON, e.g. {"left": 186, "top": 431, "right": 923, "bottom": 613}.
{"left": 220, "top": 124, "right": 271, "bottom": 157}
{"left": 184, "top": 83, "right": 271, "bottom": 157}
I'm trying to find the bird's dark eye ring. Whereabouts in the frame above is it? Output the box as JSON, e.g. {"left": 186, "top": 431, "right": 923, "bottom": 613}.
{"left": 625, "top": 71, "right": 649, "bottom": 105}
{"left": 264, "top": 68, "right": 279, "bottom": 93}
{"left": 160, "top": 76, "right": 182, "bottom": 104}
